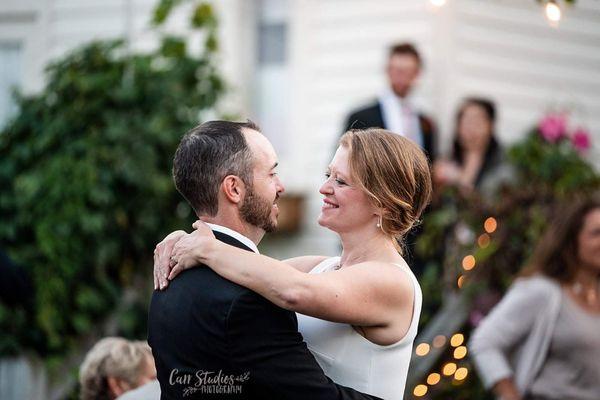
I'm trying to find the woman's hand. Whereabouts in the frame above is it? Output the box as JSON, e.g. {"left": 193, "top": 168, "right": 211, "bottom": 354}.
{"left": 492, "top": 378, "right": 522, "bottom": 400}
{"left": 153, "top": 230, "right": 188, "bottom": 290}
{"left": 433, "top": 159, "right": 461, "bottom": 185}
{"left": 168, "top": 221, "right": 216, "bottom": 281}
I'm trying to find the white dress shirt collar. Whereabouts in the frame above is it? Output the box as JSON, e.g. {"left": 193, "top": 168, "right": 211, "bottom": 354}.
{"left": 206, "top": 223, "right": 260, "bottom": 254}
{"left": 379, "top": 88, "right": 406, "bottom": 135}
{"left": 378, "top": 88, "right": 423, "bottom": 148}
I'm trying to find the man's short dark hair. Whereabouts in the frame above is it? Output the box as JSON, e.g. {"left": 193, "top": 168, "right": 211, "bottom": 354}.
{"left": 388, "top": 42, "right": 422, "bottom": 67}
{"left": 173, "top": 120, "right": 260, "bottom": 216}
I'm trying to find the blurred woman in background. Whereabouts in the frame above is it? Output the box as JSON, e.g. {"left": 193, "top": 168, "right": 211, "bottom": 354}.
{"left": 79, "top": 337, "right": 158, "bottom": 400}
{"left": 433, "top": 98, "right": 509, "bottom": 197}
{"left": 469, "top": 197, "right": 600, "bottom": 400}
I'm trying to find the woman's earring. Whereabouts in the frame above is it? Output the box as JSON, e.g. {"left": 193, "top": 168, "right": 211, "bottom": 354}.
{"left": 376, "top": 215, "right": 382, "bottom": 229}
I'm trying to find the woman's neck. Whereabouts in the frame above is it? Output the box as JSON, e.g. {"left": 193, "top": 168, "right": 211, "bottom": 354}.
{"left": 569, "top": 267, "right": 600, "bottom": 309}
{"left": 338, "top": 230, "right": 400, "bottom": 267}
{"left": 572, "top": 267, "right": 600, "bottom": 290}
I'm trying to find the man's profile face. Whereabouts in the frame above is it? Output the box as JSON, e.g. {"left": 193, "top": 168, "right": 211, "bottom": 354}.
{"left": 386, "top": 53, "right": 420, "bottom": 98}
{"left": 240, "top": 129, "right": 285, "bottom": 232}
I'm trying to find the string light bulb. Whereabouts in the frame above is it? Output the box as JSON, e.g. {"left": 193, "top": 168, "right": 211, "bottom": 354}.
{"left": 454, "top": 345, "right": 468, "bottom": 359}
{"left": 442, "top": 362, "right": 457, "bottom": 376}
{"left": 484, "top": 217, "right": 497, "bottom": 233}
{"left": 454, "top": 367, "right": 469, "bottom": 381}
{"left": 545, "top": 0, "right": 562, "bottom": 22}
{"left": 478, "top": 233, "right": 491, "bottom": 248}
{"left": 416, "top": 343, "right": 431, "bottom": 356}
{"left": 430, "top": 0, "right": 447, "bottom": 7}
{"left": 427, "top": 373, "right": 441, "bottom": 385}
{"left": 450, "top": 333, "right": 464, "bottom": 347}
{"left": 433, "top": 335, "right": 446, "bottom": 348}
{"left": 413, "top": 384, "right": 428, "bottom": 397}
{"left": 462, "top": 255, "right": 476, "bottom": 271}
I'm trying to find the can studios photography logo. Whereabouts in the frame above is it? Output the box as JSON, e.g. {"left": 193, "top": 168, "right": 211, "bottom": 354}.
{"left": 169, "top": 368, "right": 251, "bottom": 396}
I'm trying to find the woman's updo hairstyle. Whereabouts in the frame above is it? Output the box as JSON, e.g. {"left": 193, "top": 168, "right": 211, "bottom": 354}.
{"left": 340, "top": 128, "right": 432, "bottom": 251}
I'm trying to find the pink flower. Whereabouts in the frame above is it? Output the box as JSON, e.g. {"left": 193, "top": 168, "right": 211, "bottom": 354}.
{"left": 538, "top": 114, "right": 567, "bottom": 143}
{"left": 571, "top": 128, "right": 591, "bottom": 153}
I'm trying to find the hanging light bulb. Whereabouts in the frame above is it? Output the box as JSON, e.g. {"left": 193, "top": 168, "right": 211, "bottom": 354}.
{"left": 430, "top": 0, "right": 447, "bottom": 7}
{"left": 545, "top": 0, "right": 562, "bottom": 23}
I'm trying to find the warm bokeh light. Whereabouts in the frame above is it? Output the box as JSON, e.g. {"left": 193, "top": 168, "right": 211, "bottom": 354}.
{"left": 433, "top": 335, "right": 446, "bottom": 348}
{"left": 454, "top": 367, "right": 469, "bottom": 381}
{"left": 450, "top": 333, "right": 464, "bottom": 347}
{"left": 454, "top": 345, "right": 468, "bottom": 359}
{"left": 416, "top": 343, "right": 431, "bottom": 356}
{"left": 462, "top": 255, "right": 476, "bottom": 270}
{"left": 430, "top": 0, "right": 447, "bottom": 7}
{"left": 457, "top": 275, "right": 465, "bottom": 289}
{"left": 413, "top": 384, "right": 428, "bottom": 397}
{"left": 484, "top": 217, "right": 497, "bottom": 233}
{"left": 545, "top": 1, "right": 561, "bottom": 22}
{"left": 477, "top": 233, "right": 490, "bottom": 248}
{"left": 427, "top": 373, "right": 441, "bottom": 385}
{"left": 443, "top": 362, "right": 457, "bottom": 376}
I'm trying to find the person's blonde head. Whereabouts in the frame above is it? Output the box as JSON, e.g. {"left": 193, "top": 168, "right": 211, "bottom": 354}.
{"left": 79, "top": 337, "right": 154, "bottom": 400}
{"left": 339, "top": 128, "right": 432, "bottom": 251}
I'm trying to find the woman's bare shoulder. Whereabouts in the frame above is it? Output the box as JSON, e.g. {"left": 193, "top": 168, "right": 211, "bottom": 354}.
{"left": 344, "top": 260, "right": 415, "bottom": 295}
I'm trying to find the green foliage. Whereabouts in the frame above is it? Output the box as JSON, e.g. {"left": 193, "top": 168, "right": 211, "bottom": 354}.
{"left": 508, "top": 129, "right": 598, "bottom": 195}
{"left": 152, "top": 0, "right": 184, "bottom": 25}
{"left": 0, "top": 2, "right": 223, "bottom": 360}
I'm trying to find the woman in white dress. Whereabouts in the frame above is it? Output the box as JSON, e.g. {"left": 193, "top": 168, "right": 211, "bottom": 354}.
{"left": 157, "top": 128, "right": 432, "bottom": 399}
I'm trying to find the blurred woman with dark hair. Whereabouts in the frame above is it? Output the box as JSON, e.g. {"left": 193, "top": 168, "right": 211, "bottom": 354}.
{"left": 470, "top": 197, "right": 600, "bottom": 400}
{"left": 433, "top": 97, "right": 510, "bottom": 197}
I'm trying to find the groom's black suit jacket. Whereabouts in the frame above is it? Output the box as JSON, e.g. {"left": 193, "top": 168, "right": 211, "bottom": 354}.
{"left": 148, "top": 231, "right": 381, "bottom": 400}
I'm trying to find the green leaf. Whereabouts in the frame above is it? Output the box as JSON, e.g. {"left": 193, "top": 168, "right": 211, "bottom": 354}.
{"left": 160, "top": 36, "right": 187, "bottom": 58}
{"left": 191, "top": 3, "right": 217, "bottom": 28}
{"left": 152, "top": 0, "right": 183, "bottom": 25}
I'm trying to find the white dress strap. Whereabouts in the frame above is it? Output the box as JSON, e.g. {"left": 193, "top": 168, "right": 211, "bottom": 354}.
{"left": 309, "top": 256, "right": 341, "bottom": 274}
{"left": 392, "top": 262, "right": 423, "bottom": 342}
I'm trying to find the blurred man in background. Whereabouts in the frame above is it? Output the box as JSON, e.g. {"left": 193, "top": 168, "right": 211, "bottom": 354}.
{"left": 344, "top": 42, "right": 436, "bottom": 162}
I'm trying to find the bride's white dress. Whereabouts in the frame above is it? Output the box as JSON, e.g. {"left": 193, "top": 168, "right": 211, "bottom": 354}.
{"left": 297, "top": 257, "right": 422, "bottom": 400}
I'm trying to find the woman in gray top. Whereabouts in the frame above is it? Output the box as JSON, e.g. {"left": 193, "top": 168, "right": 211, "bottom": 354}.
{"left": 469, "top": 197, "right": 600, "bottom": 400}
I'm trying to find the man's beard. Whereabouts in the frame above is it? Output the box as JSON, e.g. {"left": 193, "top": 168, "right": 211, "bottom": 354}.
{"left": 240, "top": 185, "right": 277, "bottom": 233}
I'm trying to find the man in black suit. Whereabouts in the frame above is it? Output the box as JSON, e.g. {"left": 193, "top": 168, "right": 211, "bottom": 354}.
{"left": 344, "top": 43, "right": 436, "bottom": 162}
{"left": 148, "top": 120, "right": 380, "bottom": 399}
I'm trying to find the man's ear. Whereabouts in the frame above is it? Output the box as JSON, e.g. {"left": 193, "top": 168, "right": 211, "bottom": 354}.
{"left": 221, "top": 175, "right": 246, "bottom": 204}
{"left": 106, "top": 376, "right": 129, "bottom": 397}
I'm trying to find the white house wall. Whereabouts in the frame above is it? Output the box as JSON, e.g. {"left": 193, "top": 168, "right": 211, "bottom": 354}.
{"left": 1, "top": 0, "right": 599, "bottom": 259}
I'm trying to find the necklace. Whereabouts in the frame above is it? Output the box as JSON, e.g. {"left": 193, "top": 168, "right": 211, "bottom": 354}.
{"left": 572, "top": 281, "right": 600, "bottom": 307}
